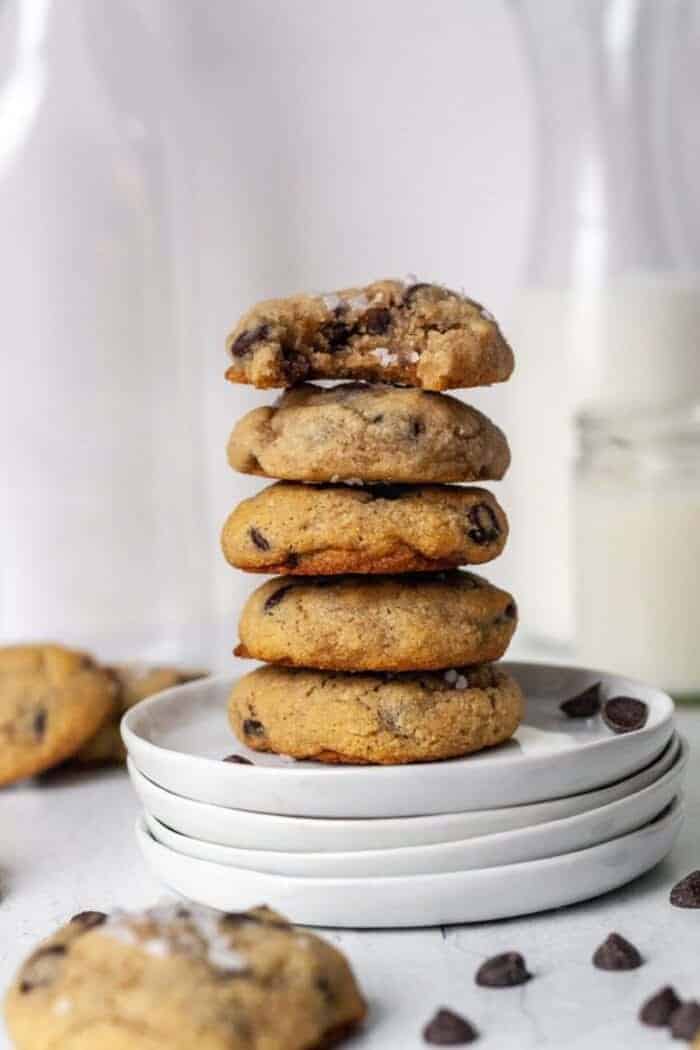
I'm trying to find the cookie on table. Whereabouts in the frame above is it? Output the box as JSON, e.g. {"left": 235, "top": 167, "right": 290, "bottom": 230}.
{"left": 222, "top": 481, "right": 508, "bottom": 575}
{"left": 225, "top": 278, "right": 514, "bottom": 391}
{"left": 5, "top": 903, "right": 366, "bottom": 1050}
{"left": 75, "top": 664, "right": 208, "bottom": 765}
{"left": 236, "top": 570, "right": 517, "bottom": 672}
{"left": 0, "top": 644, "right": 117, "bottom": 787}
{"left": 227, "top": 382, "right": 510, "bottom": 485}
{"left": 230, "top": 663, "right": 524, "bottom": 765}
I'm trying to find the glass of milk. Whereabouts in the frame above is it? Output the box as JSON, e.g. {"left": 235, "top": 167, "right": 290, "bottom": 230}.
{"left": 575, "top": 403, "right": 700, "bottom": 701}
{"left": 507, "top": 0, "right": 700, "bottom": 649}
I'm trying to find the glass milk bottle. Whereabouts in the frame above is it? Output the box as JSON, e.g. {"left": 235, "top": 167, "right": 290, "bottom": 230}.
{"left": 575, "top": 404, "right": 700, "bottom": 701}
{"left": 0, "top": 2, "right": 210, "bottom": 663}
{"left": 507, "top": 0, "right": 700, "bottom": 648}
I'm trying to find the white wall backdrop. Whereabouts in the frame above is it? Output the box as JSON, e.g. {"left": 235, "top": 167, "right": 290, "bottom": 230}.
{"left": 0, "top": 0, "right": 533, "bottom": 668}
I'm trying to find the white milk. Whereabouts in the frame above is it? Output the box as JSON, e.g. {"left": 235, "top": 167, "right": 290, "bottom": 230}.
{"left": 506, "top": 275, "right": 700, "bottom": 646}
{"left": 575, "top": 475, "right": 700, "bottom": 697}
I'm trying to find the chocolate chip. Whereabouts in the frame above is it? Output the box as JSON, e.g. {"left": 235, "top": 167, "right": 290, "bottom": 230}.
{"left": 242, "top": 719, "right": 265, "bottom": 738}
{"left": 670, "top": 870, "right": 700, "bottom": 908}
{"left": 316, "top": 976, "right": 337, "bottom": 1005}
{"left": 560, "top": 683, "right": 601, "bottom": 718}
{"left": 223, "top": 754, "right": 254, "bottom": 765}
{"left": 467, "top": 503, "right": 500, "bottom": 545}
{"left": 670, "top": 1001, "right": 700, "bottom": 1040}
{"left": 410, "top": 417, "right": 425, "bottom": 438}
{"left": 370, "top": 414, "right": 384, "bottom": 424}
{"left": 475, "top": 952, "right": 532, "bottom": 988}
{"left": 281, "top": 351, "right": 311, "bottom": 383}
{"left": 319, "top": 320, "right": 354, "bottom": 349}
{"left": 602, "top": 697, "right": 649, "bottom": 734}
{"left": 640, "top": 986, "right": 682, "bottom": 1026}
{"left": 70, "top": 911, "right": 107, "bottom": 929}
{"left": 33, "top": 707, "right": 47, "bottom": 739}
{"left": 403, "top": 282, "right": 432, "bottom": 304}
{"left": 249, "top": 527, "right": 270, "bottom": 551}
{"left": 231, "top": 324, "right": 270, "bottom": 356}
{"left": 592, "top": 933, "right": 643, "bottom": 971}
{"left": 264, "top": 585, "right": 294, "bottom": 612}
{"left": 423, "top": 1008, "right": 478, "bottom": 1044}
{"left": 285, "top": 551, "right": 299, "bottom": 568}
{"left": 362, "top": 306, "right": 391, "bottom": 334}
{"left": 494, "top": 601, "right": 517, "bottom": 626}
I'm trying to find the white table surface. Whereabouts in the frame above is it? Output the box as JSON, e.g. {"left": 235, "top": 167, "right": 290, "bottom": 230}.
{"left": 2, "top": 710, "right": 699, "bottom": 1050}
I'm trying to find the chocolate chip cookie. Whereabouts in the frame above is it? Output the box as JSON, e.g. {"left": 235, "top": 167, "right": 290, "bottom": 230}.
{"left": 5, "top": 903, "right": 366, "bottom": 1050}
{"left": 0, "top": 644, "right": 117, "bottom": 786}
{"left": 228, "top": 383, "right": 510, "bottom": 485}
{"left": 229, "top": 663, "right": 523, "bottom": 764}
{"left": 75, "top": 664, "right": 207, "bottom": 765}
{"left": 236, "top": 570, "right": 517, "bottom": 671}
{"left": 225, "top": 278, "right": 514, "bottom": 391}
{"left": 222, "top": 481, "right": 508, "bottom": 575}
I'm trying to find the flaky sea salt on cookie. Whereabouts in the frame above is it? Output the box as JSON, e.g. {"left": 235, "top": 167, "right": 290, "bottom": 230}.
{"left": 225, "top": 278, "right": 514, "bottom": 391}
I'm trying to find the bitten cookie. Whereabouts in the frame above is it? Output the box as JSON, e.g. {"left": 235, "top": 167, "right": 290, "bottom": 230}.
{"left": 0, "top": 644, "right": 117, "bottom": 786}
{"left": 229, "top": 663, "right": 524, "bottom": 764}
{"left": 221, "top": 481, "right": 508, "bottom": 575}
{"left": 5, "top": 903, "right": 366, "bottom": 1050}
{"left": 225, "top": 278, "right": 514, "bottom": 391}
{"left": 227, "top": 383, "right": 510, "bottom": 485}
{"left": 236, "top": 570, "right": 517, "bottom": 671}
{"left": 75, "top": 664, "right": 207, "bottom": 765}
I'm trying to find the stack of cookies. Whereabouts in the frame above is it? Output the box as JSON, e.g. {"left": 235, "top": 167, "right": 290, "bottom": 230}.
{"left": 221, "top": 278, "right": 523, "bottom": 765}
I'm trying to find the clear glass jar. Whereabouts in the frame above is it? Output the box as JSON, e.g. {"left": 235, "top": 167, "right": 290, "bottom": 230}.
{"left": 575, "top": 402, "right": 700, "bottom": 701}
{"left": 506, "top": 0, "right": 700, "bottom": 649}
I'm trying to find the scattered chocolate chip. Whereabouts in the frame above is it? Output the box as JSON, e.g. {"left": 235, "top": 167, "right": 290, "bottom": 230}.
{"left": 316, "top": 976, "right": 337, "bottom": 1005}
{"left": 475, "top": 952, "right": 531, "bottom": 988}
{"left": 592, "top": 932, "right": 643, "bottom": 971}
{"left": 640, "top": 985, "right": 682, "bottom": 1027}
{"left": 423, "top": 1008, "right": 478, "bottom": 1044}
{"left": 285, "top": 551, "right": 299, "bottom": 568}
{"left": 70, "top": 911, "right": 107, "bottom": 930}
{"left": 362, "top": 306, "right": 392, "bottom": 334}
{"left": 264, "top": 585, "right": 294, "bottom": 612}
{"left": 602, "top": 697, "right": 649, "bottom": 734}
{"left": 370, "top": 413, "right": 384, "bottom": 424}
{"left": 281, "top": 351, "right": 311, "bottom": 383}
{"left": 403, "top": 282, "right": 432, "bottom": 304}
{"left": 560, "top": 683, "right": 601, "bottom": 718}
{"left": 670, "top": 1001, "right": 700, "bottom": 1041}
{"left": 33, "top": 708, "right": 47, "bottom": 739}
{"left": 319, "top": 320, "right": 354, "bottom": 349}
{"left": 670, "top": 870, "right": 700, "bottom": 908}
{"left": 223, "top": 754, "right": 254, "bottom": 765}
{"left": 231, "top": 324, "right": 270, "bottom": 356}
{"left": 242, "top": 719, "right": 265, "bottom": 738}
{"left": 467, "top": 503, "right": 500, "bottom": 545}
{"left": 503, "top": 602, "right": 517, "bottom": 620}
{"left": 249, "top": 527, "right": 270, "bottom": 551}
{"left": 410, "top": 417, "right": 426, "bottom": 438}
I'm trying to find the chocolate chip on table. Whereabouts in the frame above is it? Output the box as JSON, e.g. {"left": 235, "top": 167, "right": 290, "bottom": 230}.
{"left": 602, "top": 696, "right": 648, "bottom": 734}
{"left": 475, "top": 952, "right": 532, "bottom": 988}
{"left": 639, "top": 985, "right": 682, "bottom": 1026}
{"left": 231, "top": 324, "right": 270, "bottom": 356}
{"left": 467, "top": 503, "right": 501, "bottom": 545}
{"left": 592, "top": 932, "right": 643, "bottom": 971}
{"left": 560, "top": 683, "right": 601, "bottom": 718}
{"left": 264, "top": 585, "right": 294, "bottom": 612}
{"left": 242, "top": 719, "right": 265, "bottom": 738}
{"left": 423, "top": 1008, "right": 478, "bottom": 1045}
{"left": 249, "top": 527, "right": 270, "bottom": 551}
{"left": 32, "top": 708, "right": 47, "bottom": 739}
{"left": 670, "top": 1000, "right": 700, "bottom": 1041}
{"left": 362, "top": 306, "right": 392, "bottom": 334}
{"left": 70, "top": 911, "right": 107, "bottom": 929}
{"left": 670, "top": 870, "right": 700, "bottom": 908}
{"left": 223, "top": 754, "right": 254, "bottom": 765}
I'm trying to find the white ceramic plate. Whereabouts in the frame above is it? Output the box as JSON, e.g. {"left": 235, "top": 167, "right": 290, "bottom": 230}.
{"left": 122, "top": 663, "right": 675, "bottom": 818}
{"left": 141, "top": 738, "right": 686, "bottom": 877}
{"left": 135, "top": 798, "right": 683, "bottom": 927}
{"left": 128, "top": 734, "right": 683, "bottom": 854}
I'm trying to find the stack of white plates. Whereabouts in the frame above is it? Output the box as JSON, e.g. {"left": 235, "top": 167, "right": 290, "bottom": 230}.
{"left": 123, "top": 662, "right": 685, "bottom": 928}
